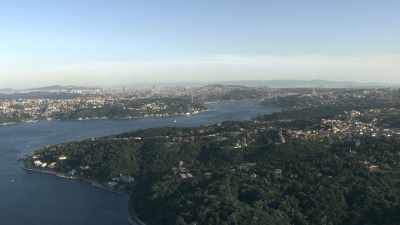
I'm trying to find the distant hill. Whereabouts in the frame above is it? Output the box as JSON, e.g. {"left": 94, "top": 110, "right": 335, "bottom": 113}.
{"left": 196, "top": 84, "right": 254, "bottom": 91}
{"left": 0, "top": 85, "right": 102, "bottom": 96}
{"left": 2, "top": 80, "right": 399, "bottom": 94}
{"left": 219, "top": 80, "right": 399, "bottom": 88}
{"left": 133, "top": 80, "right": 399, "bottom": 89}
{"left": 26, "top": 85, "right": 100, "bottom": 92}
{"left": 0, "top": 88, "right": 16, "bottom": 94}
{"left": 0, "top": 92, "right": 85, "bottom": 100}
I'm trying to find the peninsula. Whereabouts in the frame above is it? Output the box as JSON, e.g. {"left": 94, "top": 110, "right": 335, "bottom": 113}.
{"left": 24, "top": 88, "right": 400, "bottom": 225}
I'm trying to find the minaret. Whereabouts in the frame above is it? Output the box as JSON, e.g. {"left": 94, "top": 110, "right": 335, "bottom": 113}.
{"left": 312, "top": 88, "right": 317, "bottom": 96}
{"left": 190, "top": 91, "right": 194, "bottom": 113}
{"left": 279, "top": 129, "right": 286, "bottom": 144}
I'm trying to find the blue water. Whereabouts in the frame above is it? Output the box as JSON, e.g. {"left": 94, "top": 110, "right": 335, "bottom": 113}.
{"left": 0, "top": 101, "right": 279, "bottom": 225}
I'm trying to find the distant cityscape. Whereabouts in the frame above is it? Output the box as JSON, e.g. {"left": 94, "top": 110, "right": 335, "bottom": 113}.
{"left": 22, "top": 83, "right": 400, "bottom": 225}
{"left": 3, "top": 82, "right": 400, "bottom": 125}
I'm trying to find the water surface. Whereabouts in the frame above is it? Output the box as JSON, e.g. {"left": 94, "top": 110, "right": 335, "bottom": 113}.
{"left": 0, "top": 101, "right": 279, "bottom": 225}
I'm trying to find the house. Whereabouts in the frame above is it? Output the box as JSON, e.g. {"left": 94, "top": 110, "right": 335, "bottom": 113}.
{"left": 368, "top": 165, "right": 379, "bottom": 172}
{"left": 273, "top": 169, "right": 283, "bottom": 178}
{"left": 58, "top": 155, "right": 68, "bottom": 160}
{"left": 48, "top": 162, "right": 57, "bottom": 169}
{"left": 108, "top": 181, "right": 118, "bottom": 188}
{"left": 34, "top": 160, "right": 43, "bottom": 167}
{"left": 69, "top": 169, "right": 77, "bottom": 176}
{"left": 120, "top": 175, "right": 135, "bottom": 184}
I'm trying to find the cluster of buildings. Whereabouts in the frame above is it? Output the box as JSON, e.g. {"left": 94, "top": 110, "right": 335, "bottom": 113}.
{"left": 107, "top": 174, "right": 135, "bottom": 188}
{"left": 0, "top": 97, "right": 108, "bottom": 121}
{"left": 30, "top": 151, "right": 135, "bottom": 188}
{"left": 284, "top": 109, "right": 399, "bottom": 142}
{"left": 0, "top": 93, "right": 204, "bottom": 123}
{"left": 32, "top": 154, "right": 68, "bottom": 170}
{"left": 172, "top": 161, "right": 194, "bottom": 180}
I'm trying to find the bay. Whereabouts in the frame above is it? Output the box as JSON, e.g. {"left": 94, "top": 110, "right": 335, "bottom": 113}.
{"left": 0, "top": 100, "right": 279, "bottom": 225}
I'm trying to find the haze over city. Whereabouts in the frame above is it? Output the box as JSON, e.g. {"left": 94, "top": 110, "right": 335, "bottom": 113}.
{"left": 1, "top": 0, "right": 400, "bottom": 88}
{"left": 3, "top": 1, "right": 400, "bottom": 225}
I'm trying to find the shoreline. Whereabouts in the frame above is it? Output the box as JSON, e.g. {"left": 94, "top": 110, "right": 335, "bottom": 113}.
{"left": 1, "top": 99, "right": 278, "bottom": 128}
{"left": 1, "top": 109, "right": 209, "bottom": 128}
{"left": 18, "top": 109, "right": 211, "bottom": 225}
{"left": 21, "top": 166, "right": 127, "bottom": 195}
{"left": 128, "top": 211, "right": 147, "bottom": 225}
{"left": 10, "top": 100, "right": 281, "bottom": 225}
{"left": 22, "top": 165, "right": 147, "bottom": 225}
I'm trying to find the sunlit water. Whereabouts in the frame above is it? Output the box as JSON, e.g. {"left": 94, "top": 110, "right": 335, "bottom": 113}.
{"left": 0, "top": 100, "right": 280, "bottom": 225}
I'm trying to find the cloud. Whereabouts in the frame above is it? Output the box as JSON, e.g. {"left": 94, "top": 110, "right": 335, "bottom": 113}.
{"left": 1, "top": 54, "right": 400, "bottom": 88}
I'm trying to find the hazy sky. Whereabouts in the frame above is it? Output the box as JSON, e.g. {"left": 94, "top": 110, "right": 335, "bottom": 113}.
{"left": 1, "top": 0, "right": 399, "bottom": 88}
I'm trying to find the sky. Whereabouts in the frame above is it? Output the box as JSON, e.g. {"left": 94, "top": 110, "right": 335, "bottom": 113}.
{"left": 0, "top": 0, "right": 399, "bottom": 88}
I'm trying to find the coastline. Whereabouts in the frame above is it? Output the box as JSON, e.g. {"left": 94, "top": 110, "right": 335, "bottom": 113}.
{"left": 128, "top": 211, "right": 147, "bottom": 225}
{"left": 22, "top": 165, "right": 147, "bottom": 225}
{"left": 4, "top": 100, "right": 281, "bottom": 225}
{"left": 18, "top": 109, "right": 210, "bottom": 225}
{"left": 1, "top": 109, "right": 208, "bottom": 128}
{"left": 21, "top": 165, "right": 126, "bottom": 195}
{"left": 0, "top": 120, "right": 36, "bottom": 127}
